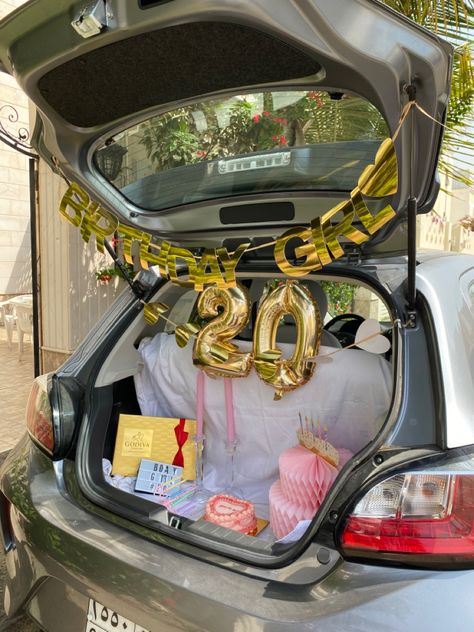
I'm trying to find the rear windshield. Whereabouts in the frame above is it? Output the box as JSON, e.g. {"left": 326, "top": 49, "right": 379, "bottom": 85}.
{"left": 94, "top": 90, "right": 389, "bottom": 211}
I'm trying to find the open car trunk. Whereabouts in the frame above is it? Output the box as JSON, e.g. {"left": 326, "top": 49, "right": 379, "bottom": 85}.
{"left": 0, "top": 0, "right": 454, "bottom": 574}
{"left": 75, "top": 267, "right": 398, "bottom": 563}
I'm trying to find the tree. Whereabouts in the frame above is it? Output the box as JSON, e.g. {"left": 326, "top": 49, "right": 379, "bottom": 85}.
{"left": 139, "top": 91, "right": 388, "bottom": 171}
{"left": 382, "top": 0, "right": 474, "bottom": 187}
{"left": 138, "top": 1, "right": 473, "bottom": 186}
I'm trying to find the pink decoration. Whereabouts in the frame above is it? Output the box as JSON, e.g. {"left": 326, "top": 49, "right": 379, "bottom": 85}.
{"left": 196, "top": 371, "right": 205, "bottom": 440}
{"left": 337, "top": 448, "right": 353, "bottom": 470}
{"left": 269, "top": 445, "right": 338, "bottom": 539}
{"left": 224, "top": 378, "right": 236, "bottom": 444}
{"left": 204, "top": 494, "right": 257, "bottom": 534}
{"left": 269, "top": 481, "right": 313, "bottom": 539}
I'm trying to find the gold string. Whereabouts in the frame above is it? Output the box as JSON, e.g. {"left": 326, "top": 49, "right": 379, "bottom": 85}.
{"left": 306, "top": 328, "right": 392, "bottom": 362}
{"left": 139, "top": 100, "right": 449, "bottom": 344}
{"left": 110, "top": 99, "right": 443, "bottom": 262}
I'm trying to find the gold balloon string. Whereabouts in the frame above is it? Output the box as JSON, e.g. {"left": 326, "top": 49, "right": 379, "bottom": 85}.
{"left": 138, "top": 105, "right": 407, "bottom": 259}
{"left": 245, "top": 240, "right": 278, "bottom": 253}
{"left": 391, "top": 101, "right": 416, "bottom": 143}
{"left": 414, "top": 101, "right": 469, "bottom": 136}
{"left": 140, "top": 299, "right": 202, "bottom": 346}
{"left": 139, "top": 300, "right": 176, "bottom": 327}
{"left": 146, "top": 101, "right": 414, "bottom": 260}
{"left": 77, "top": 97, "right": 442, "bottom": 264}
{"left": 203, "top": 98, "right": 451, "bottom": 259}
{"left": 306, "top": 328, "right": 393, "bottom": 363}
{"left": 51, "top": 156, "right": 72, "bottom": 187}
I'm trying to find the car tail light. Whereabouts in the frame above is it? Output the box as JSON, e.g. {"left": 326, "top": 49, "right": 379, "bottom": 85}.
{"left": 340, "top": 471, "right": 474, "bottom": 557}
{"left": 26, "top": 375, "right": 54, "bottom": 455}
{"left": 26, "top": 374, "right": 83, "bottom": 459}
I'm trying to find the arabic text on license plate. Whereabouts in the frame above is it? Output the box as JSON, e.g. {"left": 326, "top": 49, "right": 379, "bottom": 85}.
{"left": 86, "top": 599, "right": 149, "bottom": 632}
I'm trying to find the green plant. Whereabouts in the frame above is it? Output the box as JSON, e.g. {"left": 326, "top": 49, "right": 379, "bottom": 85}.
{"left": 320, "top": 281, "right": 355, "bottom": 316}
{"left": 138, "top": 91, "right": 389, "bottom": 172}
{"left": 95, "top": 263, "right": 135, "bottom": 284}
{"left": 382, "top": 0, "right": 474, "bottom": 188}
{"left": 139, "top": 2, "right": 474, "bottom": 187}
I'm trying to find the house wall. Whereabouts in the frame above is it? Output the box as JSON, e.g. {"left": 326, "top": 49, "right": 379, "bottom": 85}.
{"left": 0, "top": 0, "right": 30, "bottom": 297}
{"left": 418, "top": 171, "right": 474, "bottom": 255}
{"left": 37, "top": 162, "right": 124, "bottom": 371}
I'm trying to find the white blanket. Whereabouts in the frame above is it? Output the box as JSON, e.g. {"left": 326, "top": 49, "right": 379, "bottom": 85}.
{"left": 134, "top": 334, "right": 392, "bottom": 506}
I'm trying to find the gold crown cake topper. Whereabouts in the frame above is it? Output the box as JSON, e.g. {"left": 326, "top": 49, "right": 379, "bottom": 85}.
{"left": 297, "top": 414, "right": 339, "bottom": 468}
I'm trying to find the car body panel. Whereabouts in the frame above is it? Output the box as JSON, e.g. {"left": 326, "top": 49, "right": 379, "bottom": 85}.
{"left": 0, "top": 1, "right": 472, "bottom": 629}
{"left": 0, "top": 0, "right": 453, "bottom": 246}
{"left": 416, "top": 254, "right": 474, "bottom": 448}
{"left": 3, "top": 437, "right": 474, "bottom": 632}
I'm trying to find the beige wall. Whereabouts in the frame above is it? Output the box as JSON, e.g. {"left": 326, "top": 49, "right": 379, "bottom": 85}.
{"left": 38, "top": 161, "right": 124, "bottom": 369}
{"left": 0, "top": 0, "right": 25, "bottom": 19}
{"left": 418, "top": 170, "right": 474, "bottom": 255}
{"left": 0, "top": 0, "right": 31, "bottom": 295}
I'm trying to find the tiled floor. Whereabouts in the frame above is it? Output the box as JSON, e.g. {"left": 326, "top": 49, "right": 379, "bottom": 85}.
{"left": 0, "top": 325, "right": 34, "bottom": 453}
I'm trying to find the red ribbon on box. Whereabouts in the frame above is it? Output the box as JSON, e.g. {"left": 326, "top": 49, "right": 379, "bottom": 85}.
{"left": 172, "top": 418, "right": 188, "bottom": 467}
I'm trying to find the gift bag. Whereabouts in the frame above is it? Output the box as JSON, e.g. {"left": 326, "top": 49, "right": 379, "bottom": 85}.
{"left": 112, "top": 414, "right": 196, "bottom": 480}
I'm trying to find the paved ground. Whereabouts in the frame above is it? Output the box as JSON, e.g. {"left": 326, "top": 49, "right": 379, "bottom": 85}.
{"left": 0, "top": 326, "right": 34, "bottom": 453}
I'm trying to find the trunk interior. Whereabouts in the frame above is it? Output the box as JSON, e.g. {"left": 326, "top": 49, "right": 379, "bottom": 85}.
{"left": 79, "top": 269, "right": 397, "bottom": 561}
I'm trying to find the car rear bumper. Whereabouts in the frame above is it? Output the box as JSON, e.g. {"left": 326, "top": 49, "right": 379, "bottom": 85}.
{"left": 2, "top": 436, "right": 474, "bottom": 632}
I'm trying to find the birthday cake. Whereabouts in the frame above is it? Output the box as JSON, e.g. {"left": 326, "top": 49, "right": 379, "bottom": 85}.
{"left": 269, "top": 425, "right": 351, "bottom": 539}
{"left": 204, "top": 494, "right": 257, "bottom": 535}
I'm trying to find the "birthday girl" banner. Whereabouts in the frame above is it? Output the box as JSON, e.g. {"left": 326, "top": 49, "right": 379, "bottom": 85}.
{"left": 58, "top": 137, "right": 398, "bottom": 291}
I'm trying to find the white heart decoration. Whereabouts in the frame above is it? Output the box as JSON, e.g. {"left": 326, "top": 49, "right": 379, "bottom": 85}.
{"left": 355, "top": 319, "right": 391, "bottom": 354}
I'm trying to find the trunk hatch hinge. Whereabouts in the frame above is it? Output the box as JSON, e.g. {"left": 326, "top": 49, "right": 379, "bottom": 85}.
{"left": 343, "top": 244, "right": 362, "bottom": 266}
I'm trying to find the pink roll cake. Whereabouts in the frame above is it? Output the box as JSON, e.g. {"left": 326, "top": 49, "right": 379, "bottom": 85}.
{"left": 204, "top": 494, "right": 257, "bottom": 535}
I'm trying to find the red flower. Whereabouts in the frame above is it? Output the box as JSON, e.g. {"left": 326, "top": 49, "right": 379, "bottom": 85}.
{"left": 196, "top": 150, "right": 206, "bottom": 158}
{"left": 272, "top": 135, "right": 278, "bottom": 142}
{"left": 279, "top": 135, "right": 287, "bottom": 145}
{"left": 252, "top": 114, "right": 261, "bottom": 123}
{"left": 308, "top": 91, "right": 323, "bottom": 107}
{"left": 281, "top": 118, "right": 288, "bottom": 125}
{"left": 263, "top": 111, "right": 271, "bottom": 117}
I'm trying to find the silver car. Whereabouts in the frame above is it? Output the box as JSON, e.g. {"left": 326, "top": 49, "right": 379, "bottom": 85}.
{"left": 0, "top": 1, "right": 473, "bottom": 631}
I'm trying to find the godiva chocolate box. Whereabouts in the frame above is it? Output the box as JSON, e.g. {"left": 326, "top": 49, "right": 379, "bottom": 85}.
{"left": 112, "top": 414, "right": 196, "bottom": 479}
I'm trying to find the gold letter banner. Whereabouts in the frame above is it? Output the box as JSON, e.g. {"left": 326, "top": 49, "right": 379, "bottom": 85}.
{"left": 58, "top": 137, "right": 398, "bottom": 290}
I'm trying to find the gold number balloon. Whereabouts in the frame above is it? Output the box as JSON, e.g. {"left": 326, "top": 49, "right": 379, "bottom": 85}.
{"left": 193, "top": 284, "right": 253, "bottom": 378}
{"left": 253, "top": 281, "right": 321, "bottom": 399}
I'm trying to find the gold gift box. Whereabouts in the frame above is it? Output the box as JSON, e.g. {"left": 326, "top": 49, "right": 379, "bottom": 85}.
{"left": 112, "top": 414, "right": 196, "bottom": 479}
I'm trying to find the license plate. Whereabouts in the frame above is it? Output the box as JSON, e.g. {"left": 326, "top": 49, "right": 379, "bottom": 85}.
{"left": 86, "top": 599, "right": 149, "bottom": 632}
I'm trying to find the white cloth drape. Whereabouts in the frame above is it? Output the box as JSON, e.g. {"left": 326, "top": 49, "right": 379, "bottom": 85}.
{"left": 134, "top": 334, "right": 392, "bottom": 506}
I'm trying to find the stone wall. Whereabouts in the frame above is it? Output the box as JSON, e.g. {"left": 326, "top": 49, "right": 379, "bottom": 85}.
{"left": 0, "top": 0, "right": 31, "bottom": 296}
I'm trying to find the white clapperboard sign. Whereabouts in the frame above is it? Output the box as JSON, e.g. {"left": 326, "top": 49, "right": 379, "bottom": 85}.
{"left": 134, "top": 459, "right": 183, "bottom": 495}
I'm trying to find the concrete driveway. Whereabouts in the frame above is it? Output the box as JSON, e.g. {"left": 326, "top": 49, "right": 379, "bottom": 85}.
{"left": 0, "top": 325, "right": 34, "bottom": 452}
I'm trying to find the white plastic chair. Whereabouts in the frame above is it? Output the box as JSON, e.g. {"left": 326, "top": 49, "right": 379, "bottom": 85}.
{"left": 13, "top": 303, "right": 33, "bottom": 358}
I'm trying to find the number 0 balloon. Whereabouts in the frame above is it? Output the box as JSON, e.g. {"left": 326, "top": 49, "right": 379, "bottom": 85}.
{"left": 253, "top": 281, "right": 321, "bottom": 399}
